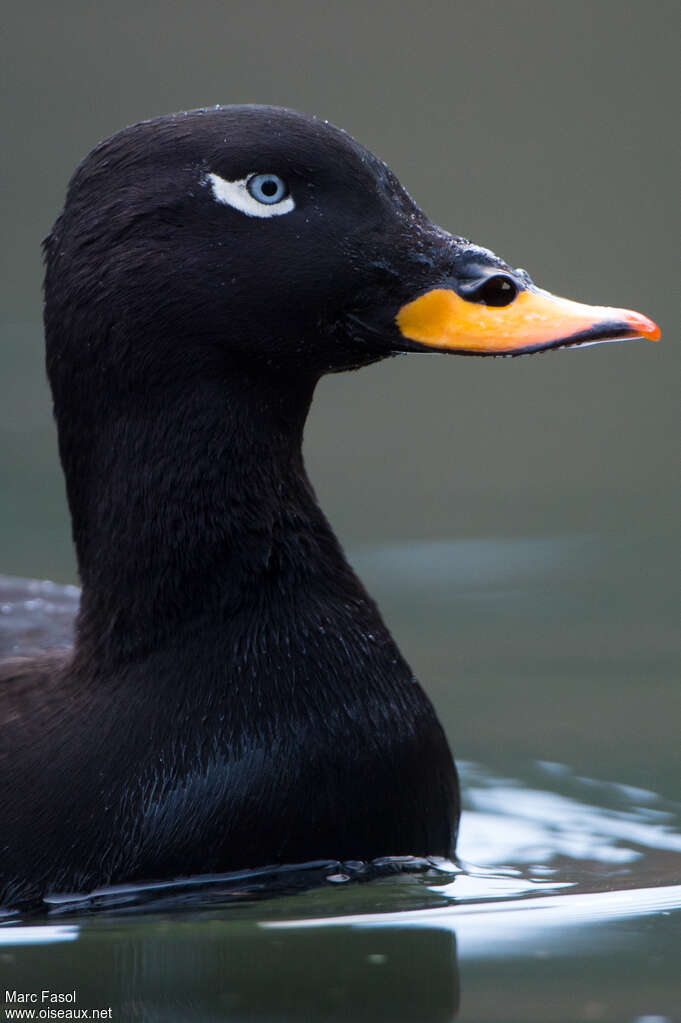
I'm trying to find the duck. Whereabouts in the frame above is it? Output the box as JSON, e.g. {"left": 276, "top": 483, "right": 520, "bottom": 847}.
{"left": 0, "top": 105, "right": 659, "bottom": 910}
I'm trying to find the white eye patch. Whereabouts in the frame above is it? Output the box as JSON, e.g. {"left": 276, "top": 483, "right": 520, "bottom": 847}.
{"left": 206, "top": 172, "right": 295, "bottom": 218}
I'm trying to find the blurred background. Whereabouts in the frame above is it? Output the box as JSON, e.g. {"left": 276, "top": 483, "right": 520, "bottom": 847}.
{"left": 1, "top": 1, "right": 679, "bottom": 789}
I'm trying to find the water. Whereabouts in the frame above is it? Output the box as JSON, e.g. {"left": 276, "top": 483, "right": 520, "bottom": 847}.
{"left": 1, "top": 535, "right": 679, "bottom": 1020}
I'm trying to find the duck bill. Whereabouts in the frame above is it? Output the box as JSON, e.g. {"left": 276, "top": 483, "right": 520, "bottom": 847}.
{"left": 396, "top": 287, "right": 661, "bottom": 356}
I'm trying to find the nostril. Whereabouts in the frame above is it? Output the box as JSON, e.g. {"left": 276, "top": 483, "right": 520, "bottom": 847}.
{"left": 472, "top": 274, "right": 518, "bottom": 307}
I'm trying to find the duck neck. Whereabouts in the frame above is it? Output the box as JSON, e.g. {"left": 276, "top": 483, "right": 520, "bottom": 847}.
{"left": 66, "top": 366, "right": 343, "bottom": 663}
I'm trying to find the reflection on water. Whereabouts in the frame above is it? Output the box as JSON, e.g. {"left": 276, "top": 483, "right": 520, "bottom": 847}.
{"left": 459, "top": 761, "right": 681, "bottom": 873}
{"left": 1, "top": 922, "right": 460, "bottom": 1023}
{"left": 1, "top": 760, "right": 680, "bottom": 1021}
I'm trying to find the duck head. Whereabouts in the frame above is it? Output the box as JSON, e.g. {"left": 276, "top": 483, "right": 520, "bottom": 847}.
{"left": 44, "top": 104, "right": 659, "bottom": 397}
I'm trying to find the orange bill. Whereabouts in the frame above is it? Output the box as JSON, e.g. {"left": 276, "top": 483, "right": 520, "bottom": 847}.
{"left": 396, "top": 287, "right": 661, "bottom": 355}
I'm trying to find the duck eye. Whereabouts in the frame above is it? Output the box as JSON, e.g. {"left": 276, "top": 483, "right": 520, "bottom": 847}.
{"left": 473, "top": 275, "right": 518, "bottom": 307}
{"left": 247, "top": 174, "right": 288, "bottom": 205}
{"left": 206, "top": 172, "right": 295, "bottom": 218}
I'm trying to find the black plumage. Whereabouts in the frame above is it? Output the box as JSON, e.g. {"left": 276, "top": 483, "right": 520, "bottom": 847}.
{"left": 1, "top": 107, "right": 462, "bottom": 908}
